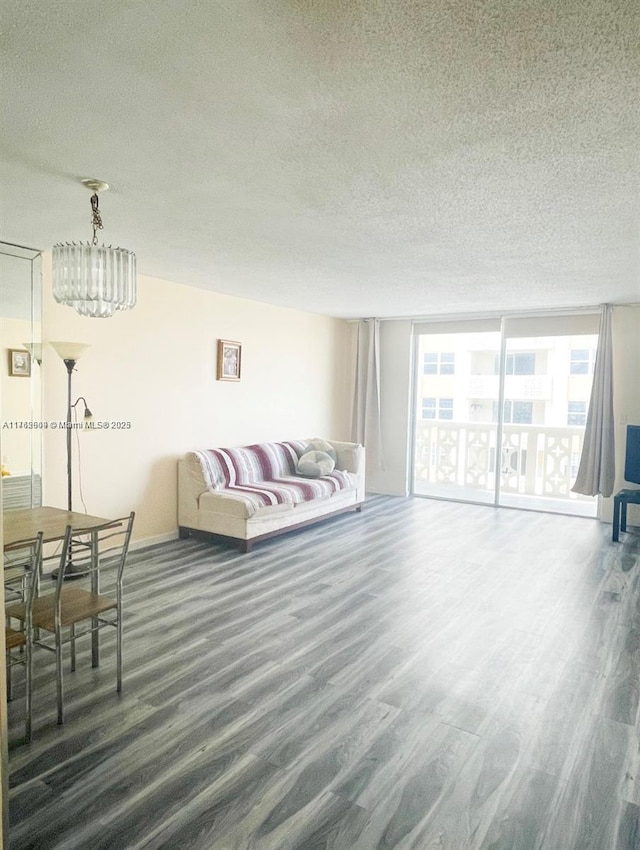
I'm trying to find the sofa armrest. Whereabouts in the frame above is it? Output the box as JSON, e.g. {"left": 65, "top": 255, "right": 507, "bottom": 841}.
{"left": 327, "top": 440, "right": 365, "bottom": 502}
{"left": 178, "top": 457, "right": 208, "bottom": 528}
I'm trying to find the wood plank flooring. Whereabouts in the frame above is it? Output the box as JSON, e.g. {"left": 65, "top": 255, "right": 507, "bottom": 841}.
{"left": 5, "top": 495, "right": 640, "bottom": 849}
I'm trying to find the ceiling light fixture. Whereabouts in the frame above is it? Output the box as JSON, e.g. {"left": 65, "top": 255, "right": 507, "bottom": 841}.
{"left": 52, "top": 179, "right": 136, "bottom": 318}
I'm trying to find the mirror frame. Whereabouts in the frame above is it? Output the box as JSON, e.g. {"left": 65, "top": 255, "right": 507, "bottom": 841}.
{"left": 0, "top": 241, "right": 43, "bottom": 508}
{"left": 0, "top": 240, "right": 42, "bottom": 843}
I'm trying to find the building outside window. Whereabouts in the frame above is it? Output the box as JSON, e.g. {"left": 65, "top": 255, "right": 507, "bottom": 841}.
{"left": 424, "top": 352, "right": 455, "bottom": 375}
{"left": 439, "top": 398, "right": 454, "bottom": 419}
{"left": 570, "top": 349, "right": 595, "bottom": 374}
{"left": 504, "top": 352, "right": 536, "bottom": 375}
{"left": 567, "top": 401, "right": 587, "bottom": 426}
{"left": 494, "top": 352, "right": 537, "bottom": 374}
{"left": 492, "top": 400, "right": 534, "bottom": 424}
{"left": 422, "top": 397, "right": 454, "bottom": 419}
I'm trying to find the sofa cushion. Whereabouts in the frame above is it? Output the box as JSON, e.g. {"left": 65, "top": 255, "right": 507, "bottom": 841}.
{"left": 199, "top": 490, "right": 295, "bottom": 520}
{"left": 197, "top": 470, "right": 356, "bottom": 517}
{"left": 296, "top": 450, "right": 336, "bottom": 478}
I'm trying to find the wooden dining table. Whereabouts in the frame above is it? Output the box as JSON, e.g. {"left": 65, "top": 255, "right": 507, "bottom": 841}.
{"left": 3, "top": 505, "right": 118, "bottom": 549}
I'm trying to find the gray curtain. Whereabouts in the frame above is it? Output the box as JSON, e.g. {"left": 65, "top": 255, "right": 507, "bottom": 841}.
{"left": 351, "top": 318, "right": 384, "bottom": 470}
{"left": 571, "top": 304, "right": 615, "bottom": 497}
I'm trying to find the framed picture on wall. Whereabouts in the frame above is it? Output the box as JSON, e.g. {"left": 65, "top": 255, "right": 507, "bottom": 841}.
{"left": 217, "top": 339, "right": 242, "bottom": 381}
{"left": 9, "top": 349, "right": 31, "bottom": 377}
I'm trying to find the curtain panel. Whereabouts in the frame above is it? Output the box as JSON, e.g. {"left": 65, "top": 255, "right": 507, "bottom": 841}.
{"left": 351, "top": 318, "right": 384, "bottom": 470}
{"left": 571, "top": 305, "right": 615, "bottom": 497}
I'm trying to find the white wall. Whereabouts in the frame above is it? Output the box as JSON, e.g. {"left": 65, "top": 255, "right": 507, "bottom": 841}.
{"left": 601, "top": 305, "right": 640, "bottom": 524}
{"left": 40, "top": 255, "right": 351, "bottom": 544}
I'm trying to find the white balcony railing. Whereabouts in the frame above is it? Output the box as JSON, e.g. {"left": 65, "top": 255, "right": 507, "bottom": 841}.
{"left": 467, "top": 374, "right": 553, "bottom": 400}
{"left": 414, "top": 420, "right": 591, "bottom": 501}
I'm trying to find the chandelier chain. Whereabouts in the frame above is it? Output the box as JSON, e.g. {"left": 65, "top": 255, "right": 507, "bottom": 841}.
{"left": 90, "top": 193, "right": 104, "bottom": 246}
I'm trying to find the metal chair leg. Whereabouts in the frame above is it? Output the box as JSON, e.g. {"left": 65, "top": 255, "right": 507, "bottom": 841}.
{"left": 56, "top": 628, "right": 64, "bottom": 725}
{"left": 116, "top": 609, "right": 122, "bottom": 693}
{"left": 91, "top": 616, "right": 100, "bottom": 669}
{"left": 70, "top": 623, "right": 76, "bottom": 672}
{"left": 25, "top": 637, "right": 32, "bottom": 743}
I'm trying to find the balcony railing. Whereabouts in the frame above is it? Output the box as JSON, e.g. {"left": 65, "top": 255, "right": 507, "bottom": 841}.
{"left": 467, "top": 374, "right": 553, "bottom": 400}
{"left": 414, "top": 420, "right": 591, "bottom": 501}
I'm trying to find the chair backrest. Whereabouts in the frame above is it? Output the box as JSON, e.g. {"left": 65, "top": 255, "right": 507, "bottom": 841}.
{"left": 55, "top": 512, "right": 136, "bottom": 593}
{"left": 4, "top": 532, "right": 44, "bottom": 614}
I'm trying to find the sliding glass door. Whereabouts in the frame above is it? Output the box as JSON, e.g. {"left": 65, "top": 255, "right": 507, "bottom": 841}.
{"left": 497, "top": 317, "right": 598, "bottom": 515}
{"left": 412, "top": 314, "right": 599, "bottom": 517}
{"left": 413, "top": 323, "right": 502, "bottom": 505}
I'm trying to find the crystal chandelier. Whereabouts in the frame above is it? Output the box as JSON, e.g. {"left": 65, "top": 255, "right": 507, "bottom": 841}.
{"left": 52, "top": 179, "right": 136, "bottom": 318}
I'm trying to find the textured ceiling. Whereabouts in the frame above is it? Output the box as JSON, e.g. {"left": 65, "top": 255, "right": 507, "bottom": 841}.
{"left": 1, "top": 0, "right": 639, "bottom": 318}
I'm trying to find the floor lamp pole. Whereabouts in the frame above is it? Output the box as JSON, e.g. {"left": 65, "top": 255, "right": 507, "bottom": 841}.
{"left": 53, "top": 357, "right": 89, "bottom": 580}
{"left": 64, "top": 358, "right": 75, "bottom": 512}
{"left": 49, "top": 341, "right": 92, "bottom": 579}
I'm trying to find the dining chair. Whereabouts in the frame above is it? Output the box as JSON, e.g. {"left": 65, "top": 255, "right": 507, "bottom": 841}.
{"left": 4, "top": 536, "right": 38, "bottom": 604}
{"left": 6, "top": 512, "right": 135, "bottom": 726}
{"left": 4, "top": 532, "right": 44, "bottom": 743}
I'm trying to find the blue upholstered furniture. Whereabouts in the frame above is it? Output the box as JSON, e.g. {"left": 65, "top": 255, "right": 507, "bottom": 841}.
{"left": 612, "top": 489, "right": 640, "bottom": 542}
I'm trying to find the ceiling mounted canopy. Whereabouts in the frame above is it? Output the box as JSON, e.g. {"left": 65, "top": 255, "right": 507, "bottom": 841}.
{"left": 52, "top": 179, "right": 136, "bottom": 318}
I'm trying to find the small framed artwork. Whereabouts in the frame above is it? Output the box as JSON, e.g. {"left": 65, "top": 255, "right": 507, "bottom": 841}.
{"left": 9, "top": 349, "right": 31, "bottom": 377}
{"left": 217, "top": 339, "right": 242, "bottom": 381}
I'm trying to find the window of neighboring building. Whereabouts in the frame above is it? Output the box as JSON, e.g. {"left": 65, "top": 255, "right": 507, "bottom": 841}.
{"left": 422, "top": 397, "right": 436, "bottom": 418}
{"left": 494, "top": 352, "right": 537, "bottom": 375}
{"left": 505, "top": 352, "right": 536, "bottom": 375}
{"left": 567, "top": 401, "right": 587, "bottom": 426}
{"left": 570, "top": 349, "right": 595, "bottom": 374}
{"left": 509, "top": 401, "right": 534, "bottom": 424}
{"left": 439, "top": 353, "right": 455, "bottom": 374}
{"left": 424, "top": 352, "right": 455, "bottom": 375}
{"left": 422, "top": 397, "right": 454, "bottom": 419}
{"left": 493, "top": 400, "right": 534, "bottom": 424}
{"left": 423, "top": 354, "right": 438, "bottom": 374}
{"left": 439, "top": 398, "right": 454, "bottom": 419}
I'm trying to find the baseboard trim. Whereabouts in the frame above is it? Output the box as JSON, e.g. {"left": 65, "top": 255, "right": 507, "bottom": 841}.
{"left": 129, "top": 530, "right": 179, "bottom": 551}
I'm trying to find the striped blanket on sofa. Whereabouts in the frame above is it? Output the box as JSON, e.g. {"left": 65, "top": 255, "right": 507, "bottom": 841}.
{"left": 193, "top": 441, "right": 353, "bottom": 516}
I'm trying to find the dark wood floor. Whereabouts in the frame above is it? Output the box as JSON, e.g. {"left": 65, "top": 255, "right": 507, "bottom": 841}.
{"left": 6, "top": 495, "right": 640, "bottom": 849}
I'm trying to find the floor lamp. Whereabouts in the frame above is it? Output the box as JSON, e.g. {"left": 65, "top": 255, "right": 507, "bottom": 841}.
{"left": 49, "top": 341, "right": 92, "bottom": 578}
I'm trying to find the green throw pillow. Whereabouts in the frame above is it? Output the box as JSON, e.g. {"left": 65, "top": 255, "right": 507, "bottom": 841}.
{"left": 296, "top": 450, "right": 336, "bottom": 478}
{"left": 305, "top": 438, "right": 337, "bottom": 464}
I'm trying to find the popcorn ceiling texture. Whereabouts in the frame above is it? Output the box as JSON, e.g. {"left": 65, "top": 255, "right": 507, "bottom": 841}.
{"left": 2, "top": 0, "right": 639, "bottom": 317}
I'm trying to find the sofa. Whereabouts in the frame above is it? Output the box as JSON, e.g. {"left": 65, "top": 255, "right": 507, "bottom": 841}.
{"left": 178, "top": 438, "right": 365, "bottom": 552}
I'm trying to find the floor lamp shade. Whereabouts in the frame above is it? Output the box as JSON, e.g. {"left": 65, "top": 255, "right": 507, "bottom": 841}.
{"left": 49, "top": 341, "right": 91, "bottom": 362}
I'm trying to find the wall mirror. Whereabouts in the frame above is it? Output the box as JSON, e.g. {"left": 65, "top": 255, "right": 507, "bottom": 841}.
{"left": 0, "top": 242, "right": 43, "bottom": 509}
